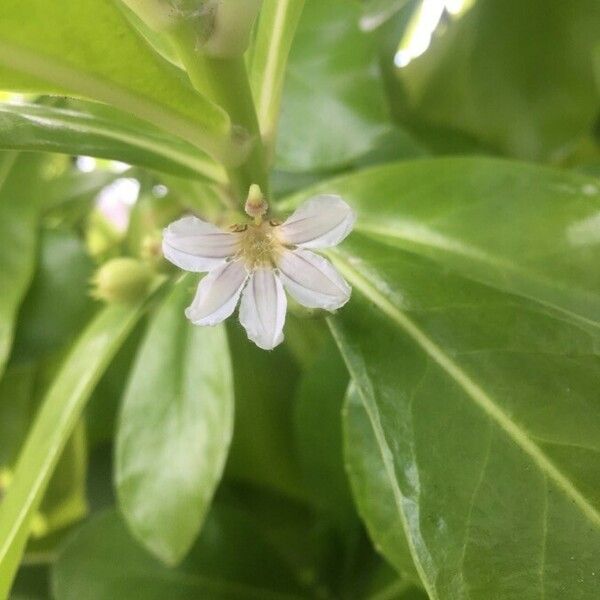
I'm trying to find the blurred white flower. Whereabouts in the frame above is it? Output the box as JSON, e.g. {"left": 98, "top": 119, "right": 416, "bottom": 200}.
{"left": 162, "top": 194, "right": 355, "bottom": 350}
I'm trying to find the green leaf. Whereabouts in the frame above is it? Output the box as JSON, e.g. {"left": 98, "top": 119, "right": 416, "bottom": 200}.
{"left": 225, "top": 323, "right": 305, "bottom": 501}
{"left": 0, "top": 153, "right": 45, "bottom": 377}
{"left": 0, "top": 0, "right": 237, "bottom": 163}
{"left": 344, "top": 382, "right": 418, "bottom": 582}
{"left": 331, "top": 233, "right": 600, "bottom": 598}
{"left": 0, "top": 293, "right": 155, "bottom": 597}
{"left": 11, "top": 229, "right": 96, "bottom": 364}
{"left": 293, "top": 337, "right": 355, "bottom": 523}
{"left": 0, "top": 101, "right": 226, "bottom": 183}
{"left": 116, "top": 276, "right": 234, "bottom": 565}
{"left": 52, "top": 507, "right": 308, "bottom": 600}
{"left": 281, "top": 157, "right": 600, "bottom": 329}
{"left": 397, "top": 0, "right": 600, "bottom": 160}
{"left": 276, "top": 0, "right": 392, "bottom": 172}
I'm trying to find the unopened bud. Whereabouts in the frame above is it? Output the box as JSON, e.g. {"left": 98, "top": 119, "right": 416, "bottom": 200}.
{"left": 91, "top": 258, "right": 153, "bottom": 304}
{"left": 245, "top": 184, "right": 268, "bottom": 219}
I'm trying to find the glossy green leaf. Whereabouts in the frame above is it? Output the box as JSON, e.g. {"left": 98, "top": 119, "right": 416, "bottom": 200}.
{"left": 281, "top": 157, "right": 600, "bottom": 329}
{"left": 344, "top": 381, "right": 419, "bottom": 582}
{"left": 330, "top": 232, "right": 600, "bottom": 598}
{"left": 0, "top": 101, "right": 226, "bottom": 183}
{"left": 0, "top": 153, "right": 45, "bottom": 376}
{"left": 398, "top": 0, "right": 600, "bottom": 160}
{"left": 11, "top": 229, "right": 96, "bottom": 364}
{"left": 0, "top": 293, "right": 154, "bottom": 597}
{"left": 0, "top": 0, "right": 237, "bottom": 163}
{"left": 52, "top": 507, "right": 308, "bottom": 600}
{"left": 116, "top": 276, "right": 234, "bottom": 565}
{"left": 276, "top": 0, "right": 392, "bottom": 171}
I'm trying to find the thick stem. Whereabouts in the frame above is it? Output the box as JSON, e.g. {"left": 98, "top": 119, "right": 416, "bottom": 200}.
{"left": 173, "top": 27, "right": 268, "bottom": 202}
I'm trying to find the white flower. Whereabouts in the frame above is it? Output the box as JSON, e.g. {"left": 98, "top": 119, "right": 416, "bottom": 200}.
{"left": 162, "top": 194, "right": 355, "bottom": 350}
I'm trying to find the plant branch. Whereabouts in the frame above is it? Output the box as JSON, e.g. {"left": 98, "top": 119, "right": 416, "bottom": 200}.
{"left": 250, "top": 0, "right": 305, "bottom": 161}
{"left": 173, "top": 26, "right": 268, "bottom": 202}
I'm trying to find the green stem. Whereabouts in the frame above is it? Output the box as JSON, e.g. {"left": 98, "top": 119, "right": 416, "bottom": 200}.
{"left": 250, "top": 0, "right": 305, "bottom": 161}
{"left": 173, "top": 27, "right": 268, "bottom": 202}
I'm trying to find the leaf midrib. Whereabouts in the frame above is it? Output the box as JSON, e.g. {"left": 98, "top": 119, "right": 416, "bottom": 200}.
{"left": 331, "top": 252, "right": 600, "bottom": 531}
{"left": 354, "top": 219, "right": 600, "bottom": 331}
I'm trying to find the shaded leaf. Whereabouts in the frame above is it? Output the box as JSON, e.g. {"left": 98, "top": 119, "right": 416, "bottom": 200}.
{"left": 398, "top": 0, "right": 600, "bottom": 160}
{"left": 276, "top": 0, "right": 392, "bottom": 171}
{"left": 52, "top": 507, "right": 308, "bottom": 600}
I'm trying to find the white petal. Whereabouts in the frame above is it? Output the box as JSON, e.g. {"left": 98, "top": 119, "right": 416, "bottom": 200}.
{"left": 185, "top": 260, "right": 248, "bottom": 326}
{"left": 277, "top": 195, "right": 356, "bottom": 249}
{"left": 239, "top": 268, "right": 286, "bottom": 350}
{"left": 163, "top": 215, "right": 241, "bottom": 272}
{"left": 277, "top": 249, "right": 351, "bottom": 311}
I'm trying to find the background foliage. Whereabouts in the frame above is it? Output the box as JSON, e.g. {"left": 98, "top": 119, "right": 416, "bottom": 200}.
{"left": 0, "top": 0, "right": 599, "bottom": 599}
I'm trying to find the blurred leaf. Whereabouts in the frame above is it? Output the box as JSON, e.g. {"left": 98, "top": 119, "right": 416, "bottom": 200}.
{"left": 293, "top": 337, "right": 354, "bottom": 523}
{"left": 0, "top": 361, "right": 86, "bottom": 557}
{"left": 276, "top": 0, "right": 393, "bottom": 172}
{"left": 398, "top": 0, "right": 600, "bottom": 161}
{"left": 0, "top": 0, "right": 234, "bottom": 161}
{"left": 282, "top": 157, "right": 600, "bottom": 329}
{"left": 11, "top": 229, "right": 96, "bottom": 364}
{"left": 10, "top": 564, "right": 49, "bottom": 600}
{"left": 332, "top": 233, "right": 600, "bottom": 598}
{"left": 0, "top": 153, "right": 46, "bottom": 376}
{"left": 225, "top": 323, "right": 305, "bottom": 501}
{"left": 360, "top": 0, "right": 412, "bottom": 32}
{"left": 52, "top": 507, "right": 308, "bottom": 600}
{"left": 0, "top": 101, "right": 225, "bottom": 183}
{"left": 116, "top": 277, "right": 234, "bottom": 565}
{"left": 86, "top": 322, "right": 146, "bottom": 448}
{"left": 0, "top": 292, "right": 156, "bottom": 597}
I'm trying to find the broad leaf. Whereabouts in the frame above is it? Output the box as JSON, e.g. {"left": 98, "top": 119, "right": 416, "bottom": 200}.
{"left": 0, "top": 101, "right": 226, "bottom": 183}
{"left": 276, "top": 0, "right": 392, "bottom": 171}
{"left": 116, "top": 276, "right": 234, "bottom": 565}
{"left": 0, "top": 293, "right": 155, "bottom": 597}
{"left": 52, "top": 507, "right": 308, "bottom": 600}
{"left": 0, "top": 153, "right": 45, "bottom": 376}
{"left": 333, "top": 233, "right": 600, "bottom": 598}
{"left": 0, "top": 0, "right": 236, "bottom": 162}
{"left": 281, "top": 157, "right": 600, "bottom": 329}
{"left": 398, "top": 0, "right": 600, "bottom": 160}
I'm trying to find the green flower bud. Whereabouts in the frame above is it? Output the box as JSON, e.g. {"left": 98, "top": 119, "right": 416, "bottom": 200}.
{"left": 91, "top": 258, "right": 154, "bottom": 304}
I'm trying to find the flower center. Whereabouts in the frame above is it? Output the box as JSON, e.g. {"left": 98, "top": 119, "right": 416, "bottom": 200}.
{"left": 237, "top": 222, "right": 281, "bottom": 270}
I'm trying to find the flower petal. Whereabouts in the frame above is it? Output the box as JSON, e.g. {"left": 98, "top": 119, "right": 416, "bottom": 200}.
{"left": 277, "top": 249, "right": 351, "bottom": 311}
{"left": 185, "top": 260, "right": 248, "bottom": 326}
{"left": 239, "top": 268, "right": 287, "bottom": 350}
{"left": 163, "top": 215, "right": 241, "bottom": 272}
{"left": 277, "top": 195, "right": 356, "bottom": 249}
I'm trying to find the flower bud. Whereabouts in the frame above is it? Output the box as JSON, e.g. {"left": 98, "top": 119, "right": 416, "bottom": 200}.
{"left": 91, "top": 258, "right": 154, "bottom": 304}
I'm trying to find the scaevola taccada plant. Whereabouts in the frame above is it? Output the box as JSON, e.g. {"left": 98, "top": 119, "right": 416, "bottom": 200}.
{"left": 162, "top": 185, "right": 356, "bottom": 350}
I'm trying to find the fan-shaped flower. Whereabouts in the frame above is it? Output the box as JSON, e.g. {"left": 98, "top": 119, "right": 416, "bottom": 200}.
{"left": 162, "top": 193, "right": 355, "bottom": 350}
